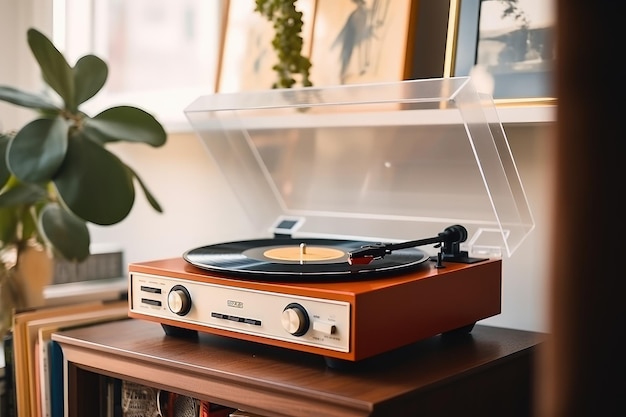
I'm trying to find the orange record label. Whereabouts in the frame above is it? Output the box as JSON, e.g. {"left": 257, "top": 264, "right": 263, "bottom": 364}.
{"left": 264, "top": 243, "right": 345, "bottom": 262}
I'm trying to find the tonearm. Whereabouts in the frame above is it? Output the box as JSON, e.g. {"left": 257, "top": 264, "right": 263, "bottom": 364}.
{"left": 348, "top": 225, "right": 485, "bottom": 267}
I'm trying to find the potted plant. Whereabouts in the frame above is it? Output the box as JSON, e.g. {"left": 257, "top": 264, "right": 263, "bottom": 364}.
{"left": 0, "top": 28, "right": 166, "bottom": 335}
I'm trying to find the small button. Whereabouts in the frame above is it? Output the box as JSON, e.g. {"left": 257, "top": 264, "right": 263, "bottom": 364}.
{"left": 140, "top": 286, "right": 162, "bottom": 294}
{"left": 141, "top": 298, "right": 162, "bottom": 307}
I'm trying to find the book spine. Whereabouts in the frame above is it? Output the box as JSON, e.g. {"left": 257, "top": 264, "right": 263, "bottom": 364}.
{"left": 113, "top": 378, "right": 122, "bottom": 417}
{"left": 1, "top": 376, "right": 5, "bottom": 417}
{"left": 48, "top": 340, "right": 64, "bottom": 417}
{"left": 39, "top": 340, "right": 51, "bottom": 417}
{"left": 2, "top": 333, "right": 16, "bottom": 417}
{"left": 199, "top": 400, "right": 236, "bottom": 417}
{"left": 103, "top": 377, "right": 122, "bottom": 417}
{"left": 199, "top": 400, "right": 213, "bottom": 417}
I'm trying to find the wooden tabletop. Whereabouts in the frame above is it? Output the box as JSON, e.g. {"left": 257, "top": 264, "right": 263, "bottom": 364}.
{"left": 53, "top": 319, "right": 542, "bottom": 417}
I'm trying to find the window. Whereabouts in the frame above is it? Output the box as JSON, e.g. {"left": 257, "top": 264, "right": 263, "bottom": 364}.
{"left": 55, "top": 0, "right": 224, "bottom": 131}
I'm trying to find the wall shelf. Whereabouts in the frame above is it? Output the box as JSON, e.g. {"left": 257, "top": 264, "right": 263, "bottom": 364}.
{"left": 498, "top": 104, "right": 556, "bottom": 125}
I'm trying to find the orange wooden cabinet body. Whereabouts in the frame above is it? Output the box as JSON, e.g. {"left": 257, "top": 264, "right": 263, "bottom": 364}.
{"left": 128, "top": 257, "right": 501, "bottom": 362}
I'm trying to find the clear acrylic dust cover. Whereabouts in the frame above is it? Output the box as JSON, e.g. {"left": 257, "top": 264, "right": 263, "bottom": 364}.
{"left": 184, "top": 77, "right": 534, "bottom": 258}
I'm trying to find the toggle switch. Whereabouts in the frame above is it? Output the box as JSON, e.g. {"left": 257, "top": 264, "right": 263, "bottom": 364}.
{"left": 313, "top": 321, "right": 336, "bottom": 335}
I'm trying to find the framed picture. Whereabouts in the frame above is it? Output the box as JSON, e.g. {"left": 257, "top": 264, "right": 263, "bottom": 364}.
{"left": 309, "top": 0, "right": 418, "bottom": 86}
{"left": 217, "top": 0, "right": 317, "bottom": 93}
{"left": 444, "top": 0, "right": 556, "bottom": 105}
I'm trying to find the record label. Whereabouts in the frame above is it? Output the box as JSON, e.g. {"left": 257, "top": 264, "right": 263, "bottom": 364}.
{"left": 183, "top": 238, "right": 429, "bottom": 281}
{"left": 263, "top": 244, "right": 345, "bottom": 262}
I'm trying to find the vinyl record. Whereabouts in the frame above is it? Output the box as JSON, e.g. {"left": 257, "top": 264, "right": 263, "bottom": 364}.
{"left": 183, "top": 238, "right": 429, "bottom": 280}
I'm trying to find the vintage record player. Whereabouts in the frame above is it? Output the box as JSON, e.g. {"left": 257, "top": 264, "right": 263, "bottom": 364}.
{"left": 128, "top": 77, "right": 534, "bottom": 366}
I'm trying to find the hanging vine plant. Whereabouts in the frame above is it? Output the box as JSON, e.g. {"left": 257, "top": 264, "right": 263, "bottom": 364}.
{"left": 254, "top": 0, "right": 313, "bottom": 88}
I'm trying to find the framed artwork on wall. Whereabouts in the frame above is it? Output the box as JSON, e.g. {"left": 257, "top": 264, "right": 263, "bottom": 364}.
{"left": 217, "top": 0, "right": 317, "bottom": 93}
{"left": 444, "top": 0, "right": 556, "bottom": 105}
{"left": 309, "top": 0, "right": 418, "bottom": 87}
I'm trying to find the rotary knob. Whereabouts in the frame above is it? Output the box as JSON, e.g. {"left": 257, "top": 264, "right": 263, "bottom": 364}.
{"left": 281, "top": 303, "right": 310, "bottom": 336}
{"left": 167, "top": 285, "right": 192, "bottom": 316}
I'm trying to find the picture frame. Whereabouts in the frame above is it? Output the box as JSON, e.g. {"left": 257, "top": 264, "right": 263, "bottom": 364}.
{"left": 444, "top": 0, "right": 556, "bottom": 105}
{"left": 217, "top": 0, "right": 317, "bottom": 93}
{"left": 309, "top": 0, "right": 418, "bottom": 86}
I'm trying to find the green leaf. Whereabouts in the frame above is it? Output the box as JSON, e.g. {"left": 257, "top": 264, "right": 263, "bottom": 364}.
{"left": 27, "top": 28, "right": 76, "bottom": 111}
{"left": 127, "top": 166, "right": 163, "bottom": 213}
{"left": 73, "top": 55, "right": 108, "bottom": 106}
{"left": 0, "top": 182, "right": 47, "bottom": 207}
{"left": 0, "top": 86, "right": 60, "bottom": 111}
{"left": 83, "top": 106, "right": 166, "bottom": 146}
{"left": 39, "top": 202, "right": 90, "bottom": 261}
{"left": 0, "top": 134, "right": 11, "bottom": 188}
{"left": 53, "top": 131, "right": 135, "bottom": 225}
{"left": 0, "top": 206, "right": 18, "bottom": 245}
{"left": 7, "top": 117, "right": 69, "bottom": 183}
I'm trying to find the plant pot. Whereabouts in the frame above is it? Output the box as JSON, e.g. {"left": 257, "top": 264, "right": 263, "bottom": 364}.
{"left": 14, "top": 244, "right": 54, "bottom": 308}
{"left": 0, "top": 244, "right": 54, "bottom": 338}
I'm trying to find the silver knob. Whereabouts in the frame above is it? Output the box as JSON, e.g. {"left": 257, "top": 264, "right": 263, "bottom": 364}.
{"left": 168, "top": 285, "right": 192, "bottom": 316}
{"left": 281, "top": 303, "right": 309, "bottom": 336}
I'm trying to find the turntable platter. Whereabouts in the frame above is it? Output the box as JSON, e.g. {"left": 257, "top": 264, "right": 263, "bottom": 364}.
{"left": 183, "top": 238, "right": 430, "bottom": 280}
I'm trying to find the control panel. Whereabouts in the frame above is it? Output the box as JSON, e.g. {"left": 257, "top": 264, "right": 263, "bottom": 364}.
{"left": 129, "top": 272, "right": 351, "bottom": 352}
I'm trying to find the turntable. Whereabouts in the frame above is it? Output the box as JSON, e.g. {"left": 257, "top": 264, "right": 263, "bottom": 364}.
{"left": 128, "top": 77, "right": 534, "bottom": 367}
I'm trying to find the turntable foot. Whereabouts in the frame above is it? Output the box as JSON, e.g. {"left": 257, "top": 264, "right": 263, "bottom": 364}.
{"left": 161, "top": 323, "right": 199, "bottom": 340}
{"left": 442, "top": 323, "right": 475, "bottom": 338}
{"left": 323, "top": 357, "right": 358, "bottom": 370}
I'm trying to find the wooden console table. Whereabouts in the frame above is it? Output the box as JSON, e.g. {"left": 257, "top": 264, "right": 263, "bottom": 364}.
{"left": 52, "top": 319, "right": 542, "bottom": 417}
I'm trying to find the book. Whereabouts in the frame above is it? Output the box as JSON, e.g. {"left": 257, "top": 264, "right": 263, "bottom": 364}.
{"left": 33, "top": 336, "right": 42, "bottom": 417}
{"left": 34, "top": 333, "right": 49, "bottom": 417}
{"left": 198, "top": 400, "right": 235, "bottom": 417}
{"left": 43, "top": 277, "right": 127, "bottom": 307}
{"left": 29, "top": 301, "right": 129, "bottom": 417}
{"left": 44, "top": 245, "right": 126, "bottom": 307}
{"left": 11, "top": 300, "right": 127, "bottom": 417}
{"left": 103, "top": 377, "right": 122, "bottom": 417}
{"left": 46, "top": 340, "right": 64, "bottom": 417}
{"left": 0, "top": 377, "right": 5, "bottom": 417}
{"left": 34, "top": 307, "right": 128, "bottom": 417}
{"left": 2, "top": 332, "right": 16, "bottom": 417}
{"left": 1, "top": 340, "right": 5, "bottom": 417}
{"left": 120, "top": 380, "right": 160, "bottom": 417}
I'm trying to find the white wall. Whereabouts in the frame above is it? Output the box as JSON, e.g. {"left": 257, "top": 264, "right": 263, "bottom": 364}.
{"left": 87, "top": 131, "right": 254, "bottom": 262}
{"left": 483, "top": 123, "right": 555, "bottom": 332}
{"left": 88, "top": 122, "right": 556, "bottom": 334}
